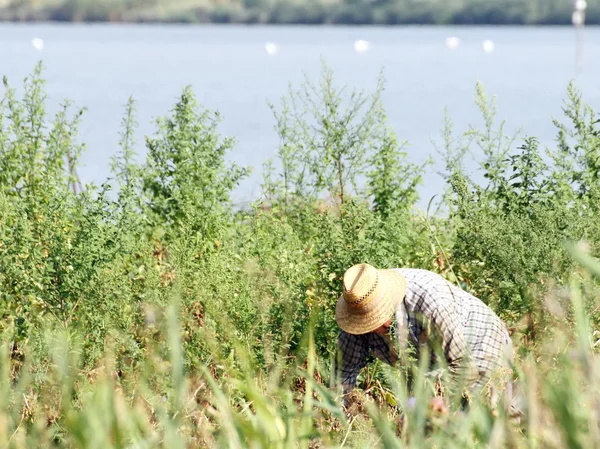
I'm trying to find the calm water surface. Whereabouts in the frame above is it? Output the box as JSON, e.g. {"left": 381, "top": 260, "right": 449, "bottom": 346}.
{"left": 1, "top": 24, "right": 599, "bottom": 206}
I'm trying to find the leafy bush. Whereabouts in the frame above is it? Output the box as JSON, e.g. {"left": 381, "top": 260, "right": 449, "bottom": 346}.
{"left": 441, "top": 84, "right": 600, "bottom": 335}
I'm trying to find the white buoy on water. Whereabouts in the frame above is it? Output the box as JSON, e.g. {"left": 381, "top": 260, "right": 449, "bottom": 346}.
{"left": 445, "top": 36, "right": 461, "bottom": 50}
{"left": 32, "top": 37, "right": 44, "bottom": 51}
{"left": 353, "top": 39, "right": 371, "bottom": 53}
{"left": 572, "top": 10, "right": 585, "bottom": 26}
{"left": 482, "top": 40, "right": 495, "bottom": 53}
{"left": 264, "top": 42, "right": 279, "bottom": 56}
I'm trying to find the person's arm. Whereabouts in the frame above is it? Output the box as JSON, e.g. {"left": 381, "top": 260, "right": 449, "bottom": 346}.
{"left": 369, "top": 333, "right": 398, "bottom": 365}
{"left": 335, "top": 331, "right": 369, "bottom": 398}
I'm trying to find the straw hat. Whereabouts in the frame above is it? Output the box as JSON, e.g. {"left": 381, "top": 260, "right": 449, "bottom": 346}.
{"left": 336, "top": 263, "right": 407, "bottom": 335}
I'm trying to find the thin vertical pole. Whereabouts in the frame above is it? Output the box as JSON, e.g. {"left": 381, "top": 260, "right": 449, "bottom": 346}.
{"left": 573, "top": 0, "right": 587, "bottom": 74}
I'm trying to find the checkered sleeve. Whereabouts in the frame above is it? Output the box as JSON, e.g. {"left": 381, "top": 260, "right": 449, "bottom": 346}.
{"left": 336, "top": 331, "right": 396, "bottom": 398}
{"left": 336, "top": 331, "right": 369, "bottom": 396}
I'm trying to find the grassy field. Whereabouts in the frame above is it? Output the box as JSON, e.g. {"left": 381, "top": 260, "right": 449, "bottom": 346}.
{"left": 1, "top": 61, "right": 600, "bottom": 448}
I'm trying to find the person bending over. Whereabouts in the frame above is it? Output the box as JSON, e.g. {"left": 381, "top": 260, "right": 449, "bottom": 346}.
{"left": 335, "top": 263, "right": 516, "bottom": 413}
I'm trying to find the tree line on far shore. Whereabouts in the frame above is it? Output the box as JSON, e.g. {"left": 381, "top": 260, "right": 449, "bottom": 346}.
{"left": 1, "top": 0, "right": 599, "bottom": 25}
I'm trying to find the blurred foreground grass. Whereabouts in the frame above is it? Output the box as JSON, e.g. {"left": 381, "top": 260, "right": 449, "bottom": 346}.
{"left": 2, "top": 259, "right": 600, "bottom": 448}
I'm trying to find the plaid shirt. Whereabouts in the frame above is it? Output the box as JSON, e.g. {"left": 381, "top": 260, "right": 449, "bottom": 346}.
{"left": 336, "top": 268, "right": 511, "bottom": 396}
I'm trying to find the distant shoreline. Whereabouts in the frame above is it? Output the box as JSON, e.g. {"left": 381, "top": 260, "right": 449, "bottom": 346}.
{"left": 1, "top": 20, "right": 598, "bottom": 27}
{"left": 1, "top": 3, "right": 598, "bottom": 27}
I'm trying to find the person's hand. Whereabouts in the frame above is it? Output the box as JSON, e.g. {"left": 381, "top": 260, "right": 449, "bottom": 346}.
{"left": 341, "top": 391, "right": 362, "bottom": 419}
{"left": 429, "top": 396, "right": 448, "bottom": 414}
{"left": 404, "top": 396, "right": 448, "bottom": 413}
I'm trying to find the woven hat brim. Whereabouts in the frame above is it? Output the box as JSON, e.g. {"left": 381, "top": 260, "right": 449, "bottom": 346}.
{"left": 335, "top": 269, "right": 407, "bottom": 335}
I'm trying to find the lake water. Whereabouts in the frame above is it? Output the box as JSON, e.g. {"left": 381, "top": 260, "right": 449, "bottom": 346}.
{"left": 1, "top": 24, "right": 599, "bottom": 207}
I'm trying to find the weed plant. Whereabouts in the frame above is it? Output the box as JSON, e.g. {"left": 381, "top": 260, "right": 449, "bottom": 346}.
{"left": 1, "top": 62, "right": 600, "bottom": 447}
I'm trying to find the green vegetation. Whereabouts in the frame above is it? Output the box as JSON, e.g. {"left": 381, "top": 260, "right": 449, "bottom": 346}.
{"left": 1, "top": 0, "right": 600, "bottom": 24}
{"left": 2, "top": 61, "right": 600, "bottom": 447}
